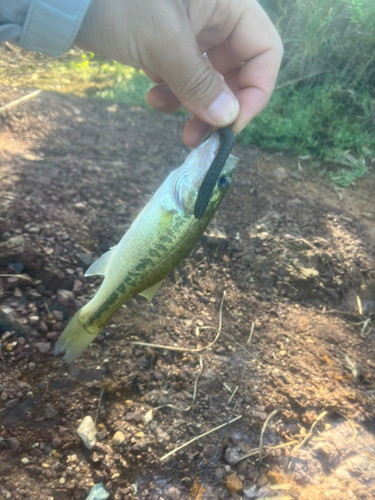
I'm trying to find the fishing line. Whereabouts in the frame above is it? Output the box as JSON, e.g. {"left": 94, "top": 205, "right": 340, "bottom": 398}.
{"left": 194, "top": 127, "right": 235, "bottom": 219}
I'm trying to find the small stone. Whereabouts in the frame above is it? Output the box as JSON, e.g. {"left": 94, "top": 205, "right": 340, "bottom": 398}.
{"left": 66, "top": 454, "right": 78, "bottom": 464}
{"left": 52, "top": 437, "right": 62, "bottom": 448}
{"left": 46, "top": 331, "right": 59, "bottom": 341}
{"left": 59, "top": 477, "right": 66, "bottom": 485}
{"left": 111, "top": 473, "right": 120, "bottom": 480}
{"left": 53, "top": 321, "right": 64, "bottom": 331}
{"left": 111, "top": 431, "right": 126, "bottom": 446}
{"left": 56, "top": 290, "right": 75, "bottom": 307}
{"left": 6, "top": 343, "right": 13, "bottom": 351}
{"left": 224, "top": 446, "right": 242, "bottom": 466}
{"left": 96, "top": 431, "right": 106, "bottom": 441}
{"left": 73, "top": 280, "right": 83, "bottom": 292}
{"left": 226, "top": 474, "right": 243, "bottom": 493}
{"left": 14, "top": 287, "right": 22, "bottom": 298}
{"left": 38, "top": 321, "right": 48, "bottom": 333}
{"left": 52, "top": 310, "right": 64, "bottom": 321}
{"left": 21, "top": 457, "right": 30, "bottom": 464}
{"left": 36, "top": 342, "right": 51, "bottom": 354}
{"left": 29, "top": 315, "right": 39, "bottom": 326}
{"left": 243, "top": 486, "right": 257, "bottom": 499}
{"left": 215, "top": 346, "right": 226, "bottom": 355}
{"left": 77, "top": 415, "right": 97, "bottom": 449}
{"left": 7, "top": 437, "right": 20, "bottom": 451}
{"left": 79, "top": 252, "right": 95, "bottom": 266}
{"left": 29, "top": 362, "right": 36, "bottom": 370}
{"left": 85, "top": 483, "right": 110, "bottom": 500}
{"left": 125, "top": 400, "right": 134, "bottom": 408}
{"left": 44, "top": 404, "right": 58, "bottom": 419}
{"left": 74, "top": 202, "right": 86, "bottom": 212}
{"left": 6, "top": 235, "right": 25, "bottom": 248}
{"left": 102, "top": 378, "right": 118, "bottom": 394}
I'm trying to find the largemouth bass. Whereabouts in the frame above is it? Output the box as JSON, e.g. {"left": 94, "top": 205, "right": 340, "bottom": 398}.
{"left": 55, "top": 131, "right": 238, "bottom": 362}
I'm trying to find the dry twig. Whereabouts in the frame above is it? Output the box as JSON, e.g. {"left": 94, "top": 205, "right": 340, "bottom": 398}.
{"left": 160, "top": 415, "right": 242, "bottom": 461}
{"left": 0, "top": 89, "right": 41, "bottom": 114}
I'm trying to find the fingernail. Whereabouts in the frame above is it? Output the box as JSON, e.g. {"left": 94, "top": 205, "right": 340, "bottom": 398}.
{"left": 207, "top": 91, "right": 239, "bottom": 125}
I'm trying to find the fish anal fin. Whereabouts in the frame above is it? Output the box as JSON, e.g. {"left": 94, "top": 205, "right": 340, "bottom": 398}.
{"left": 138, "top": 278, "right": 166, "bottom": 302}
{"left": 85, "top": 246, "right": 117, "bottom": 277}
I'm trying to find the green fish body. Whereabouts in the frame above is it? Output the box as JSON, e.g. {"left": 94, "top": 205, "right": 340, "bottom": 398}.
{"left": 55, "top": 132, "right": 238, "bottom": 362}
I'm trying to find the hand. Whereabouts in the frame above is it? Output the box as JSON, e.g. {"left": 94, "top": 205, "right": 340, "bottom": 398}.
{"left": 75, "top": 0, "right": 283, "bottom": 147}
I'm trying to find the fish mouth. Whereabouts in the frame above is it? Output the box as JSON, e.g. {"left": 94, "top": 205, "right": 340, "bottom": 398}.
{"left": 194, "top": 127, "right": 235, "bottom": 219}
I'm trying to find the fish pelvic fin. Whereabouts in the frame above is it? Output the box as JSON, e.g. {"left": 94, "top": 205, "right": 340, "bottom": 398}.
{"left": 138, "top": 277, "right": 166, "bottom": 302}
{"left": 54, "top": 309, "right": 101, "bottom": 363}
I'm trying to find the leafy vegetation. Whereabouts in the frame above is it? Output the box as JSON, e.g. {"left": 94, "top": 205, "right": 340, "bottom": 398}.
{"left": 237, "top": 0, "right": 375, "bottom": 186}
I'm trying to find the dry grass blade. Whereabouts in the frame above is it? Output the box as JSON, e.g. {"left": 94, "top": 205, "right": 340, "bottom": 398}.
{"left": 227, "top": 385, "right": 238, "bottom": 405}
{"left": 0, "top": 274, "right": 33, "bottom": 281}
{"left": 258, "top": 409, "right": 279, "bottom": 465}
{"left": 0, "top": 89, "right": 41, "bottom": 114}
{"left": 361, "top": 317, "right": 371, "bottom": 337}
{"left": 247, "top": 321, "right": 255, "bottom": 345}
{"left": 160, "top": 415, "right": 242, "bottom": 461}
{"left": 235, "top": 440, "right": 299, "bottom": 464}
{"left": 294, "top": 410, "right": 328, "bottom": 452}
{"left": 357, "top": 295, "right": 363, "bottom": 316}
{"left": 131, "top": 292, "right": 225, "bottom": 353}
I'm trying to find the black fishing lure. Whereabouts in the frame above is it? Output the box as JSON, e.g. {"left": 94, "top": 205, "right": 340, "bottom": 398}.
{"left": 194, "top": 127, "right": 235, "bottom": 219}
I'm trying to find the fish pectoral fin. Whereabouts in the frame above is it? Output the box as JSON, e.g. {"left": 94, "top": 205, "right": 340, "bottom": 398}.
{"left": 138, "top": 278, "right": 166, "bottom": 302}
{"left": 85, "top": 246, "right": 117, "bottom": 277}
{"left": 157, "top": 209, "right": 174, "bottom": 235}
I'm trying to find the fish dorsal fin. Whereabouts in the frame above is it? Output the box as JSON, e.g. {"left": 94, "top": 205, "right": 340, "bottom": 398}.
{"left": 138, "top": 278, "right": 166, "bottom": 302}
{"left": 85, "top": 246, "right": 117, "bottom": 277}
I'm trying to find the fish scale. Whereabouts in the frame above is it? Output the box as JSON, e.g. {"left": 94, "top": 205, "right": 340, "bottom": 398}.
{"left": 55, "top": 132, "right": 238, "bottom": 362}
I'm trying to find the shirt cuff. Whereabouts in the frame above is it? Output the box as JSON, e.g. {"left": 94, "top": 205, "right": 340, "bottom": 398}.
{"left": 19, "top": 0, "right": 92, "bottom": 56}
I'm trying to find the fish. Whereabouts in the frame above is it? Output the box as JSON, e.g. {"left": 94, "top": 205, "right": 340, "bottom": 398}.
{"left": 54, "top": 131, "right": 239, "bottom": 362}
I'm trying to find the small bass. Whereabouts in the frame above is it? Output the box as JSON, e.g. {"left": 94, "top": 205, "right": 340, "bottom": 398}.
{"left": 55, "top": 131, "right": 238, "bottom": 362}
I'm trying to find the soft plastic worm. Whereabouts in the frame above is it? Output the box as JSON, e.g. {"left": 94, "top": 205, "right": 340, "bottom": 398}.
{"left": 194, "top": 127, "right": 235, "bottom": 219}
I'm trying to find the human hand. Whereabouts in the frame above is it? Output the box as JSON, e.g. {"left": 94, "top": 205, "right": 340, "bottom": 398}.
{"left": 75, "top": 0, "right": 283, "bottom": 147}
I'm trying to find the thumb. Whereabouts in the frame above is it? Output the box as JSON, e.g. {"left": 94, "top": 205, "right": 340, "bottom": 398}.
{"left": 147, "top": 24, "right": 239, "bottom": 127}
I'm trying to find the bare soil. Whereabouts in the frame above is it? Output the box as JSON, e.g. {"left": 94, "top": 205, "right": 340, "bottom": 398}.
{"left": 0, "top": 87, "right": 375, "bottom": 500}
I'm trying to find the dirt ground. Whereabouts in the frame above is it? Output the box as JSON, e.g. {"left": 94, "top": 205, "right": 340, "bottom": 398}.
{"left": 0, "top": 86, "right": 375, "bottom": 500}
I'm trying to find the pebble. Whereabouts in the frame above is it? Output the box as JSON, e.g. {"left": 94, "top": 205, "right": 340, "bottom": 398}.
{"left": 73, "top": 279, "right": 83, "bottom": 292}
{"left": 7, "top": 437, "right": 20, "bottom": 451}
{"left": 38, "top": 321, "right": 48, "bottom": 333}
{"left": 36, "top": 342, "right": 51, "bottom": 354}
{"left": 21, "top": 457, "right": 30, "bottom": 464}
{"left": 226, "top": 474, "right": 243, "bottom": 493}
{"left": 77, "top": 416, "right": 97, "bottom": 449}
{"left": 52, "top": 310, "right": 64, "bottom": 321}
{"left": 85, "top": 483, "right": 110, "bottom": 500}
{"left": 102, "top": 378, "right": 118, "bottom": 394}
{"left": 243, "top": 486, "right": 257, "bottom": 499}
{"left": 57, "top": 290, "right": 75, "bottom": 307}
{"left": 52, "top": 437, "right": 62, "bottom": 449}
{"left": 6, "top": 235, "right": 25, "bottom": 248}
{"left": 46, "top": 332, "right": 59, "bottom": 340}
{"left": 111, "top": 431, "right": 126, "bottom": 446}
{"left": 44, "top": 405, "right": 58, "bottom": 419}
{"left": 224, "top": 446, "right": 241, "bottom": 466}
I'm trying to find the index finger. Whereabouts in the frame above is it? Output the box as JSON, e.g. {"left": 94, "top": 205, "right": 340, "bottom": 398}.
{"left": 227, "top": 0, "right": 283, "bottom": 133}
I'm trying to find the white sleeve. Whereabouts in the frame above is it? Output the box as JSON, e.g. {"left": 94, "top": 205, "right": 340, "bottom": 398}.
{"left": 0, "top": 0, "right": 92, "bottom": 56}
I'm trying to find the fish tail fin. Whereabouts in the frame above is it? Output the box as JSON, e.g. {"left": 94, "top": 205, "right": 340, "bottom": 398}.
{"left": 54, "top": 308, "right": 101, "bottom": 363}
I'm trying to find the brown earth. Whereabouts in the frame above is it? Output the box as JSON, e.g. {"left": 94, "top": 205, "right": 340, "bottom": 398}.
{"left": 0, "top": 86, "right": 375, "bottom": 500}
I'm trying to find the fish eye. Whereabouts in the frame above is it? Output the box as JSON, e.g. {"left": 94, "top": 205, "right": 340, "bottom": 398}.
{"left": 218, "top": 176, "right": 231, "bottom": 190}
